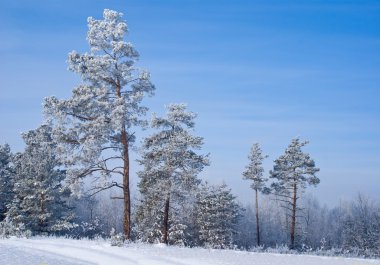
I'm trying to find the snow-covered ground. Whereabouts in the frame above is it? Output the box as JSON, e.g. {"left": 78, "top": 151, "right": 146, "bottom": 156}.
{"left": 0, "top": 238, "right": 379, "bottom": 265}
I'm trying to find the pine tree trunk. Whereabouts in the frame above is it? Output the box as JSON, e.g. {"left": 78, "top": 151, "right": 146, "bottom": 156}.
{"left": 255, "top": 188, "right": 261, "bottom": 246}
{"left": 117, "top": 82, "right": 131, "bottom": 240}
{"left": 290, "top": 181, "right": 297, "bottom": 249}
{"left": 163, "top": 196, "right": 170, "bottom": 244}
{"left": 121, "top": 128, "right": 131, "bottom": 239}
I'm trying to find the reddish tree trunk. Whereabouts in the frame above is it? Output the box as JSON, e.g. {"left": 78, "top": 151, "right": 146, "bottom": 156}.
{"left": 117, "top": 82, "right": 131, "bottom": 240}
{"left": 121, "top": 128, "right": 131, "bottom": 239}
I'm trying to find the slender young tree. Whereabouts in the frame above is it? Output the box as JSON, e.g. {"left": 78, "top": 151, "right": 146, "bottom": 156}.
{"left": 44, "top": 9, "right": 155, "bottom": 239}
{"left": 270, "top": 138, "right": 319, "bottom": 249}
{"left": 0, "top": 144, "right": 14, "bottom": 222}
{"left": 242, "top": 143, "right": 268, "bottom": 246}
{"left": 136, "top": 103, "right": 209, "bottom": 244}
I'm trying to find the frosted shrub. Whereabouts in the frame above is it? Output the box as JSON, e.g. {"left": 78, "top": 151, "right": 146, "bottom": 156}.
{"left": 0, "top": 218, "right": 32, "bottom": 238}
{"left": 70, "top": 218, "right": 104, "bottom": 239}
{"left": 0, "top": 219, "right": 14, "bottom": 238}
{"left": 249, "top": 245, "right": 265, "bottom": 252}
{"left": 110, "top": 228, "right": 125, "bottom": 246}
{"left": 265, "top": 245, "right": 297, "bottom": 255}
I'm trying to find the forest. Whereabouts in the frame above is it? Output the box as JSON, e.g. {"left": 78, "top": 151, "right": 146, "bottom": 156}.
{"left": 0, "top": 9, "right": 379, "bottom": 258}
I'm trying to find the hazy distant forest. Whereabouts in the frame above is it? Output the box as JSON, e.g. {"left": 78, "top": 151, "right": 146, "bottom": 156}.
{"left": 0, "top": 9, "right": 379, "bottom": 258}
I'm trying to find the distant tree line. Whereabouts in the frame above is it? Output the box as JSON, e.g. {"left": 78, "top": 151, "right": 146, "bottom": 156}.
{"left": 0, "top": 9, "right": 379, "bottom": 258}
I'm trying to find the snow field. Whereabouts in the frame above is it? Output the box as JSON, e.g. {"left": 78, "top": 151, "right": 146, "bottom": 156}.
{"left": 1, "top": 238, "right": 380, "bottom": 265}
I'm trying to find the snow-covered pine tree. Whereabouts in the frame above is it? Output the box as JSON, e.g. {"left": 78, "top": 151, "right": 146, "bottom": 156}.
{"left": 44, "top": 9, "right": 155, "bottom": 239}
{"left": 6, "top": 125, "right": 73, "bottom": 235}
{"left": 269, "top": 138, "right": 320, "bottom": 249}
{"left": 136, "top": 103, "right": 209, "bottom": 245}
{"left": 194, "top": 182, "right": 242, "bottom": 249}
{"left": 0, "top": 144, "right": 14, "bottom": 222}
{"left": 242, "top": 143, "right": 268, "bottom": 246}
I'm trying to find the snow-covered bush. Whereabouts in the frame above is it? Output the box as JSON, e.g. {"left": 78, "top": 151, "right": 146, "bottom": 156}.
{"left": 0, "top": 218, "right": 32, "bottom": 238}
{"left": 69, "top": 218, "right": 104, "bottom": 239}
{"left": 110, "top": 228, "right": 124, "bottom": 246}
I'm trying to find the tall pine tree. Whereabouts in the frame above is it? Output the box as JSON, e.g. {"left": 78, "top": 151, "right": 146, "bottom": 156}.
{"left": 44, "top": 9, "right": 155, "bottom": 239}
{"left": 242, "top": 143, "right": 268, "bottom": 246}
{"left": 270, "top": 138, "right": 319, "bottom": 249}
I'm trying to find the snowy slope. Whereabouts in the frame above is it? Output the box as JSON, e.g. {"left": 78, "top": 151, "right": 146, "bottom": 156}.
{"left": 0, "top": 238, "right": 379, "bottom": 265}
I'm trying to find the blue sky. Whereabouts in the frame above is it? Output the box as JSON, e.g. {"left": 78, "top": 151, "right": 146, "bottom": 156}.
{"left": 0, "top": 0, "right": 379, "bottom": 205}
